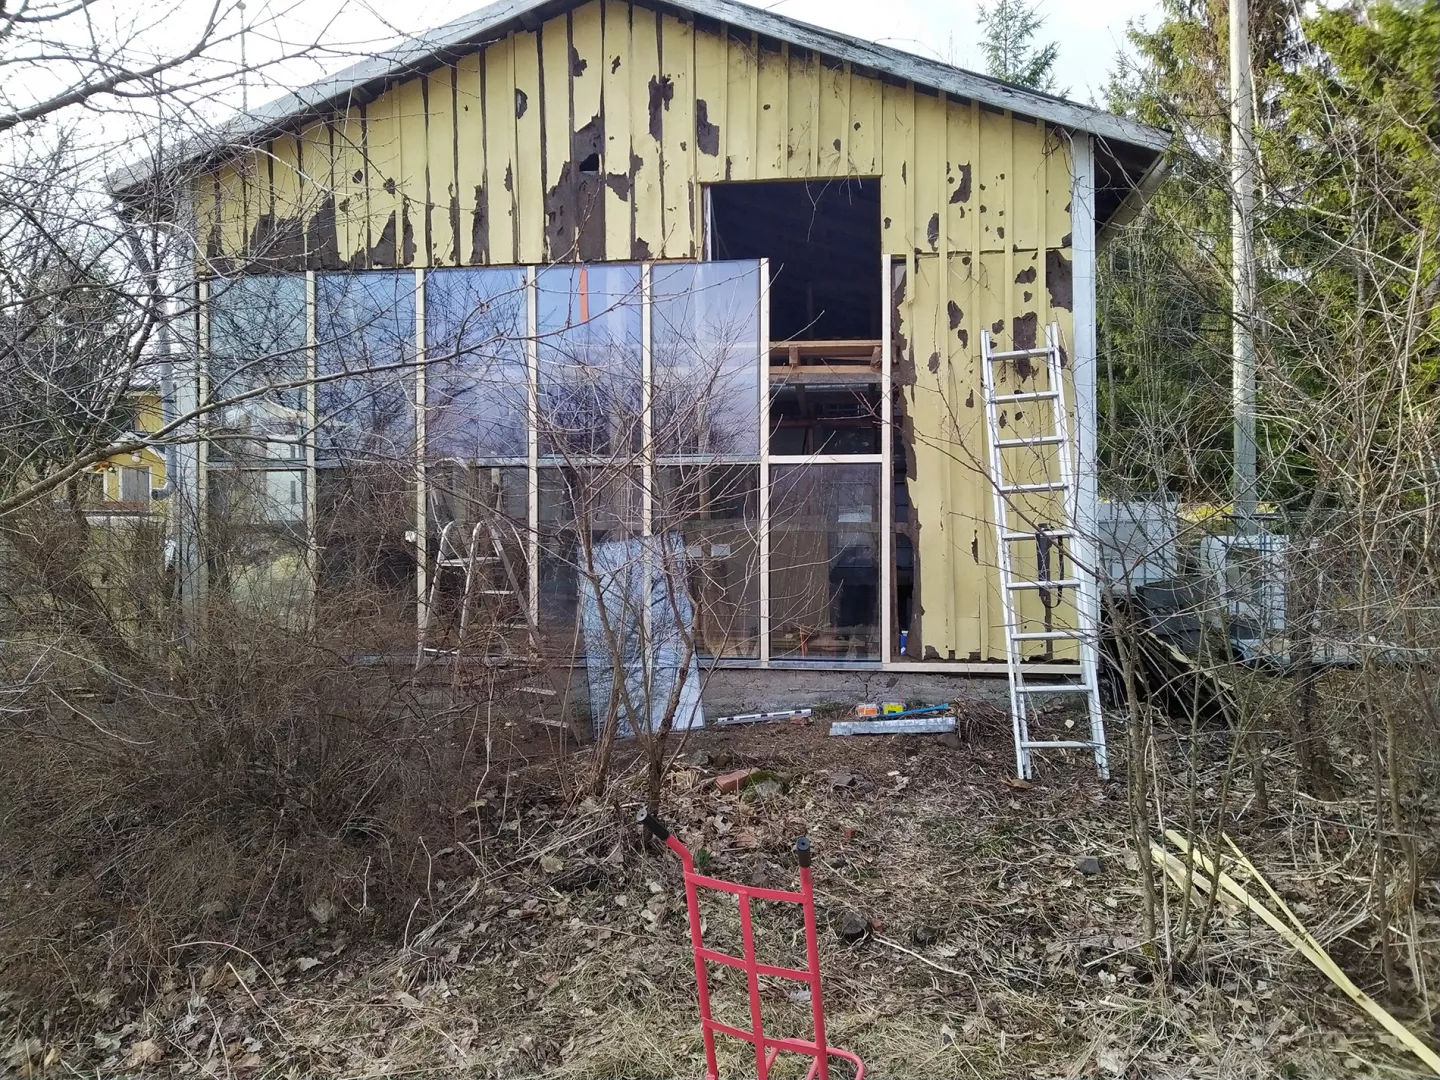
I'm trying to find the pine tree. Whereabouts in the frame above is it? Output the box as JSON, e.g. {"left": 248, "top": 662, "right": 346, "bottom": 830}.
{"left": 976, "top": 0, "right": 1059, "bottom": 91}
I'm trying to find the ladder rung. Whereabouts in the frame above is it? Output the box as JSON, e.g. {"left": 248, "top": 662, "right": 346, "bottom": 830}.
{"left": 1017, "top": 682, "right": 1095, "bottom": 694}
{"left": 995, "top": 435, "right": 1065, "bottom": 448}
{"left": 992, "top": 390, "right": 1061, "bottom": 404}
{"left": 478, "top": 589, "right": 514, "bottom": 596}
{"left": 1022, "top": 740, "right": 1101, "bottom": 750}
{"left": 987, "top": 347, "right": 1051, "bottom": 361}
{"left": 1001, "top": 530, "right": 1073, "bottom": 542}
{"left": 1007, "top": 578, "right": 1080, "bottom": 590}
{"left": 1010, "top": 630, "right": 1085, "bottom": 641}
{"left": 998, "top": 481, "right": 1068, "bottom": 494}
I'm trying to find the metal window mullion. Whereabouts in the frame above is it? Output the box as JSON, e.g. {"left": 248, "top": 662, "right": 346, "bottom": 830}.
{"left": 641, "top": 263, "right": 654, "bottom": 669}
{"left": 767, "top": 454, "right": 883, "bottom": 466}
{"left": 758, "top": 258, "right": 771, "bottom": 667}
{"left": 414, "top": 267, "right": 427, "bottom": 647}
{"left": 305, "top": 270, "right": 318, "bottom": 627}
{"left": 880, "top": 252, "right": 893, "bottom": 666}
{"left": 197, "top": 276, "right": 211, "bottom": 622}
{"left": 526, "top": 266, "right": 539, "bottom": 630}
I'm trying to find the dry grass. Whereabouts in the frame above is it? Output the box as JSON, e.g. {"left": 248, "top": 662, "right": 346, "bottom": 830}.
{"left": 3, "top": 703, "right": 1435, "bottom": 1079}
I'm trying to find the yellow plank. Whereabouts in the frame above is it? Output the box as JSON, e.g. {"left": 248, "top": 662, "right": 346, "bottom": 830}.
{"left": 540, "top": 12, "right": 573, "bottom": 260}
{"left": 195, "top": 174, "right": 220, "bottom": 268}
{"left": 514, "top": 28, "right": 545, "bottom": 264}
{"left": 331, "top": 106, "right": 368, "bottom": 266}
{"left": 753, "top": 40, "right": 785, "bottom": 178}
{"left": 454, "top": 53, "right": 486, "bottom": 265}
{"left": 484, "top": 34, "right": 519, "bottom": 264}
{"left": 879, "top": 82, "right": 909, "bottom": 255}
{"left": 365, "top": 89, "right": 403, "bottom": 266}
{"left": 1044, "top": 126, "right": 1073, "bottom": 250}
{"left": 268, "top": 133, "right": 304, "bottom": 267}
{"left": 602, "top": 0, "right": 632, "bottom": 260}
{"left": 658, "top": 12, "right": 694, "bottom": 258}
{"left": 815, "top": 58, "right": 845, "bottom": 177}
{"left": 569, "top": 1, "right": 605, "bottom": 261}
{"left": 426, "top": 66, "right": 460, "bottom": 266}
{"left": 848, "top": 66, "right": 881, "bottom": 177}
{"left": 1008, "top": 113, "right": 1044, "bottom": 254}
{"left": 724, "top": 31, "right": 756, "bottom": 180}
{"left": 296, "top": 117, "right": 332, "bottom": 264}
{"left": 944, "top": 96, "right": 976, "bottom": 252}
{"left": 914, "top": 89, "right": 944, "bottom": 255}
{"left": 692, "top": 20, "right": 727, "bottom": 183}
{"left": 214, "top": 161, "right": 247, "bottom": 266}
{"left": 397, "top": 76, "right": 429, "bottom": 265}
{"left": 977, "top": 107, "right": 1011, "bottom": 253}
{"left": 785, "top": 46, "right": 817, "bottom": 177}
{"left": 628, "top": 3, "right": 662, "bottom": 260}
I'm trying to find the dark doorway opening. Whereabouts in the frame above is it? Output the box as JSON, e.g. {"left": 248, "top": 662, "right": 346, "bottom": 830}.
{"left": 708, "top": 178, "right": 882, "bottom": 342}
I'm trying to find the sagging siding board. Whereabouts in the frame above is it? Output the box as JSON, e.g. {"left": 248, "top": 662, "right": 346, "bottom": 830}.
{"left": 194, "top": 0, "right": 1080, "bottom": 663}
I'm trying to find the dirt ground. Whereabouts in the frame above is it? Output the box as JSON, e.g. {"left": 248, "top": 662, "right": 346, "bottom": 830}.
{"left": 3, "top": 707, "right": 1437, "bottom": 1079}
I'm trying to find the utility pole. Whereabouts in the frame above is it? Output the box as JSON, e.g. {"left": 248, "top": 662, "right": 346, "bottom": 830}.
{"left": 1230, "top": 0, "right": 1257, "bottom": 532}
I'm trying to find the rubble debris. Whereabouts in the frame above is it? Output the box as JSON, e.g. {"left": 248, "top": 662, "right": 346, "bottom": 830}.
{"left": 1075, "top": 856, "right": 1102, "bottom": 877}
{"left": 833, "top": 910, "right": 871, "bottom": 944}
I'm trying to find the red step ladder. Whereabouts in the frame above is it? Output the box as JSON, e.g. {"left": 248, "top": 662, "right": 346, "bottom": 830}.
{"left": 638, "top": 809, "right": 865, "bottom": 1080}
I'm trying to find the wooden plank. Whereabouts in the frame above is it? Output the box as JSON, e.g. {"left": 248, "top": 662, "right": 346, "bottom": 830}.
{"left": 628, "top": 2, "right": 662, "bottom": 260}
{"left": 977, "top": 106, "right": 1011, "bottom": 253}
{"left": 484, "top": 34, "right": 519, "bottom": 264}
{"left": 944, "top": 95, "right": 974, "bottom": 253}
{"left": 785, "top": 46, "right": 814, "bottom": 178}
{"left": 330, "top": 106, "right": 367, "bottom": 266}
{"left": 658, "top": 12, "right": 695, "bottom": 258}
{"left": 879, "top": 81, "right": 908, "bottom": 255}
{"left": 848, "top": 65, "right": 880, "bottom": 177}
{"left": 396, "top": 76, "right": 429, "bottom": 265}
{"left": 1044, "top": 125, "right": 1073, "bottom": 250}
{"left": 602, "top": 0, "right": 632, "bottom": 260}
{"left": 366, "top": 88, "right": 403, "bottom": 266}
{"left": 569, "top": 2, "right": 605, "bottom": 262}
{"left": 692, "top": 20, "right": 727, "bottom": 183}
{"left": 753, "top": 39, "right": 785, "bottom": 178}
{"left": 214, "top": 161, "right": 248, "bottom": 266}
{"left": 268, "top": 133, "right": 304, "bottom": 268}
{"left": 540, "top": 12, "right": 573, "bottom": 260}
{"left": 816, "top": 59, "right": 845, "bottom": 176}
{"left": 514, "top": 28, "right": 545, "bottom": 264}
{"left": 831, "top": 716, "right": 956, "bottom": 736}
{"left": 724, "top": 30, "right": 756, "bottom": 181}
{"left": 1009, "top": 112, "right": 1044, "bottom": 254}
{"left": 426, "top": 66, "right": 460, "bottom": 266}
{"left": 295, "top": 117, "right": 331, "bottom": 266}
{"left": 454, "top": 52, "right": 486, "bottom": 265}
{"left": 914, "top": 88, "right": 943, "bottom": 256}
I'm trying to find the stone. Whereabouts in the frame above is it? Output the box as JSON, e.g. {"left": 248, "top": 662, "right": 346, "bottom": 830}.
{"left": 717, "top": 767, "right": 758, "bottom": 794}
{"left": 833, "top": 910, "right": 871, "bottom": 944}
{"left": 911, "top": 924, "right": 941, "bottom": 947}
{"left": 1075, "top": 855, "right": 1102, "bottom": 877}
{"left": 752, "top": 779, "right": 784, "bottom": 799}
{"left": 828, "top": 771, "right": 856, "bottom": 789}
{"left": 689, "top": 749, "right": 714, "bottom": 767}
{"left": 937, "top": 731, "right": 963, "bottom": 750}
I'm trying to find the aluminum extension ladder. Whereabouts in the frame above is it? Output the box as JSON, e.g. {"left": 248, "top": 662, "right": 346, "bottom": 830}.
{"left": 416, "top": 510, "right": 532, "bottom": 667}
{"left": 980, "top": 323, "right": 1109, "bottom": 780}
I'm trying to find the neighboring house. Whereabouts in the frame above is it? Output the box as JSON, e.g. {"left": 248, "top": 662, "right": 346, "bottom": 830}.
{"left": 115, "top": 0, "right": 1167, "bottom": 680}
{"left": 85, "top": 391, "right": 167, "bottom": 519}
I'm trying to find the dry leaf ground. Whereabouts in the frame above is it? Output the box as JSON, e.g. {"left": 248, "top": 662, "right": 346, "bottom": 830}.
{"left": 2, "top": 705, "right": 1436, "bottom": 1079}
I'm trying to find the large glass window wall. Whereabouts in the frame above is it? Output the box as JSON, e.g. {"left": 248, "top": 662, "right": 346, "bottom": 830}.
{"left": 198, "top": 257, "right": 896, "bottom": 664}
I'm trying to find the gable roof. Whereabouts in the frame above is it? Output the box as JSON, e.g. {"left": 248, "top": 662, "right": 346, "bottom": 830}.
{"left": 113, "top": 0, "right": 1169, "bottom": 224}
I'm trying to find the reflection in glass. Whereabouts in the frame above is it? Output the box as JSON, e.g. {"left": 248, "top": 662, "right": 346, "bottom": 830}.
{"left": 316, "top": 273, "right": 416, "bottom": 466}
{"left": 652, "top": 263, "right": 762, "bottom": 459}
{"left": 205, "top": 469, "right": 310, "bottom": 625}
{"left": 770, "top": 463, "right": 881, "bottom": 659}
{"left": 207, "top": 275, "right": 308, "bottom": 465}
{"left": 656, "top": 465, "right": 760, "bottom": 658}
{"left": 769, "top": 382, "right": 880, "bottom": 456}
{"left": 536, "top": 466, "right": 644, "bottom": 637}
{"left": 535, "top": 264, "right": 641, "bottom": 458}
{"left": 425, "top": 268, "right": 528, "bottom": 462}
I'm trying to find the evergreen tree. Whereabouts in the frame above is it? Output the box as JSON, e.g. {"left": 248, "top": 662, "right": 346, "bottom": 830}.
{"left": 977, "top": 0, "right": 1059, "bottom": 91}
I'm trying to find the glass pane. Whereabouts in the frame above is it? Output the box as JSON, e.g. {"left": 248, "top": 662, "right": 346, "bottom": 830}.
{"left": 652, "top": 261, "right": 762, "bottom": 459}
{"left": 537, "top": 466, "right": 644, "bottom": 638}
{"left": 205, "top": 470, "right": 310, "bottom": 625}
{"left": 206, "top": 275, "right": 308, "bottom": 465}
{"left": 769, "top": 382, "right": 879, "bottom": 456}
{"left": 535, "top": 264, "right": 641, "bottom": 458}
{"left": 316, "top": 273, "right": 417, "bottom": 466}
{"left": 655, "top": 465, "right": 760, "bottom": 659}
{"left": 425, "top": 268, "right": 528, "bottom": 461}
{"left": 770, "top": 463, "right": 881, "bottom": 659}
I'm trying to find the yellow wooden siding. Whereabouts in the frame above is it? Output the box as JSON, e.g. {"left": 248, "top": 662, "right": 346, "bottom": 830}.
{"left": 193, "top": 0, "right": 1080, "bottom": 663}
